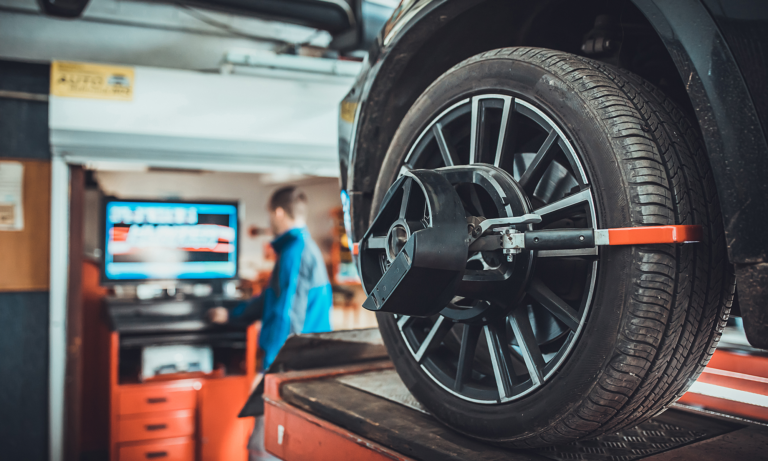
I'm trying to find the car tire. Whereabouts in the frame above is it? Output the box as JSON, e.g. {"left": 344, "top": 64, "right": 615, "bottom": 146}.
{"left": 371, "top": 47, "right": 735, "bottom": 447}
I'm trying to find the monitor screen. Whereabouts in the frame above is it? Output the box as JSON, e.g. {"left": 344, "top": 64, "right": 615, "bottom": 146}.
{"left": 103, "top": 199, "right": 238, "bottom": 281}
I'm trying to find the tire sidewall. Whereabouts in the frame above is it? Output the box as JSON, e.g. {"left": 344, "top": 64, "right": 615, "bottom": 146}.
{"left": 375, "top": 54, "right": 638, "bottom": 441}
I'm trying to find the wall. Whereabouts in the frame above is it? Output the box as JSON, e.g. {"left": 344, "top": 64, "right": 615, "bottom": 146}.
{"left": 0, "top": 291, "right": 50, "bottom": 459}
{"left": 0, "top": 59, "right": 50, "bottom": 461}
{"left": 94, "top": 169, "right": 341, "bottom": 280}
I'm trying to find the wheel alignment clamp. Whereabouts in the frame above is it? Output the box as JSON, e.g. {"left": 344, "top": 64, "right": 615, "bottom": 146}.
{"left": 352, "top": 225, "right": 703, "bottom": 255}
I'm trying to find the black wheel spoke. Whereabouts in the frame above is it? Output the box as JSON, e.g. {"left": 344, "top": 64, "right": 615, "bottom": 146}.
{"left": 558, "top": 137, "right": 588, "bottom": 187}
{"left": 533, "top": 187, "right": 593, "bottom": 221}
{"left": 494, "top": 96, "right": 514, "bottom": 167}
{"left": 397, "top": 315, "right": 414, "bottom": 329}
{"left": 484, "top": 323, "right": 516, "bottom": 400}
{"left": 469, "top": 97, "right": 486, "bottom": 164}
{"left": 454, "top": 324, "right": 481, "bottom": 391}
{"left": 528, "top": 279, "right": 580, "bottom": 331}
{"left": 414, "top": 316, "right": 452, "bottom": 362}
{"left": 518, "top": 129, "right": 558, "bottom": 193}
{"left": 433, "top": 122, "right": 460, "bottom": 167}
{"left": 509, "top": 309, "right": 545, "bottom": 385}
{"left": 399, "top": 177, "right": 413, "bottom": 219}
{"left": 467, "top": 184, "right": 486, "bottom": 217}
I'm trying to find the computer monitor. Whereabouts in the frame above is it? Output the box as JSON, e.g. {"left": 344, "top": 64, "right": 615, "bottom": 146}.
{"left": 103, "top": 198, "right": 239, "bottom": 282}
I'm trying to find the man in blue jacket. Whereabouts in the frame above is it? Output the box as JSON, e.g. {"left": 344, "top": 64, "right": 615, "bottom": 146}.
{"left": 208, "top": 186, "right": 333, "bottom": 370}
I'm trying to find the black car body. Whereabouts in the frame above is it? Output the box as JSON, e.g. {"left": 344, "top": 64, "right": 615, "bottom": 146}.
{"left": 338, "top": 0, "right": 768, "bottom": 348}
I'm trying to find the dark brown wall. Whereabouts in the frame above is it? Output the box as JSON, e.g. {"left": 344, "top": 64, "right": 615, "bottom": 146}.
{"left": 0, "top": 59, "right": 51, "bottom": 461}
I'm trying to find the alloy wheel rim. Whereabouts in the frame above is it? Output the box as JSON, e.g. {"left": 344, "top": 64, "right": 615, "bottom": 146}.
{"left": 392, "top": 93, "right": 599, "bottom": 404}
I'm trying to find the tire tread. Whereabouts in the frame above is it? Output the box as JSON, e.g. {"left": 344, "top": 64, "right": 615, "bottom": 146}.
{"left": 444, "top": 47, "right": 734, "bottom": 447}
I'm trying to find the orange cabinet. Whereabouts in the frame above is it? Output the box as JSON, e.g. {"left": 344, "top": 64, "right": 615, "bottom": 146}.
{"left": 119, "top": 386, "right": 197, "bottom": 415}
{"left": 118, "top": 409, "right": 196, "bottom": 443}
{"left": 118, "top": 437, "right": 195, "bottom": 461}
{"left": 109, "top": 325, "right": 257, "bottom": 461}
{"left": 200, "top": 378, "right": 253, "bottom": 461}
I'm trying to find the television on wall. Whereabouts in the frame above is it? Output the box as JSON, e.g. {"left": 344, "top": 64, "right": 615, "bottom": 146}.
{"left": 103, "top": 198, "right": 239, "bottom": 282}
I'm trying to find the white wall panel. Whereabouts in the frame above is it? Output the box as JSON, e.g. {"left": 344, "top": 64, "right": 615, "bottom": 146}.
{"left": 50, "top": 66, "right": 354, "bottom": 176}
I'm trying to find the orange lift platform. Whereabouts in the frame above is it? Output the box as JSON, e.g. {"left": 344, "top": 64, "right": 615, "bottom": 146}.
{"left": 243, "top": 328, "right": 768, "bottom": 461}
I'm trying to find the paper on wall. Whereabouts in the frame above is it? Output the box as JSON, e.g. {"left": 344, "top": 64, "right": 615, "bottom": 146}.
{"left": 0, "top": 161, "right": 24, "bottom": 231}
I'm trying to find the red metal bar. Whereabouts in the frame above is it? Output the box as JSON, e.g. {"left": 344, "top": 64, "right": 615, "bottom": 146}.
{"left": 707, "top": 348, "right": 768, "bottom": 378}
{"left": 677, "top": 393, "right": 768, "bottom": 422}
{"left": 679, "top": 349, "right": 768, "bottom": 422}
{"left": 608, "top": 225, "right": 703, "bottom": 245}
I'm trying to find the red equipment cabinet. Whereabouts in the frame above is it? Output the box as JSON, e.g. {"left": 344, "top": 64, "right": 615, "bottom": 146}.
{"left": 261, "top": 361, "right": 410, "bottom": 461}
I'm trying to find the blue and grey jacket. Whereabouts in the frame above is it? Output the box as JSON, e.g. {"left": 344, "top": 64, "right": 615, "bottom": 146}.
{"left": 230, "top": 227, "right": 333, "bottom": 369}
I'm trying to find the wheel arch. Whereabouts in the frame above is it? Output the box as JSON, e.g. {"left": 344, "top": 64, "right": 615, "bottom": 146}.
{"left": 346, "top": 0, "right": 767, "bottom": 268}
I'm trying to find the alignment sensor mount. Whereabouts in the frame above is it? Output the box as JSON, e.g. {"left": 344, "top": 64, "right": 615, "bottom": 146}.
{"left": 358, "top": 164, "right": 702, "bottom": 319}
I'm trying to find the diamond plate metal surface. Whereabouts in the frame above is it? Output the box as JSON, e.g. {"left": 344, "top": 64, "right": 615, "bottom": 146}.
{"left": 533, "top": 417, "right": 717, "bottom": 460}
{"left": 338, "top": 368, "right": 739, "bottom": 460}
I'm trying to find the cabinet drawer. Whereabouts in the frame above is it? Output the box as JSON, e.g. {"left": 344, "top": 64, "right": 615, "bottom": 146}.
{"left": 118, "top": 437, "right": 194, "bottom": 461}
{"left": 118, "top": 410, "right": 195, "bottom": 442}
{"left": 120, "top": 386, "right": 197, "bottom": 415}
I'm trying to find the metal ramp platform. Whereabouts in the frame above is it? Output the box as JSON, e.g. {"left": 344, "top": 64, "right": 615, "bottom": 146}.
{"left": 246, "top": 329, "right": 768, "bottom": 461}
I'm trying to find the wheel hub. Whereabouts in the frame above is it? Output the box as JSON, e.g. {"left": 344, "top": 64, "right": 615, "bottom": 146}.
{"left": 386, "top": 221, "right": 410, "bottom": 262}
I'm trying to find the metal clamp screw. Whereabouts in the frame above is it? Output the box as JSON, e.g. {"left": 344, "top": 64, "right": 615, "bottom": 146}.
{"left": 499, "top": 228, "right": 524, "bottom": 261}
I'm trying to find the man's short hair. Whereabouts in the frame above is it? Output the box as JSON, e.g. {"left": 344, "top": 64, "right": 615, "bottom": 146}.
{"left": 269, "top": 186, "right": 308, "bottom": 219}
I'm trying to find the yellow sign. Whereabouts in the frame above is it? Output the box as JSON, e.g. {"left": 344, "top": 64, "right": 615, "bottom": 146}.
{"left": 51, "top": 61, "right": 134, "bottom": 101}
